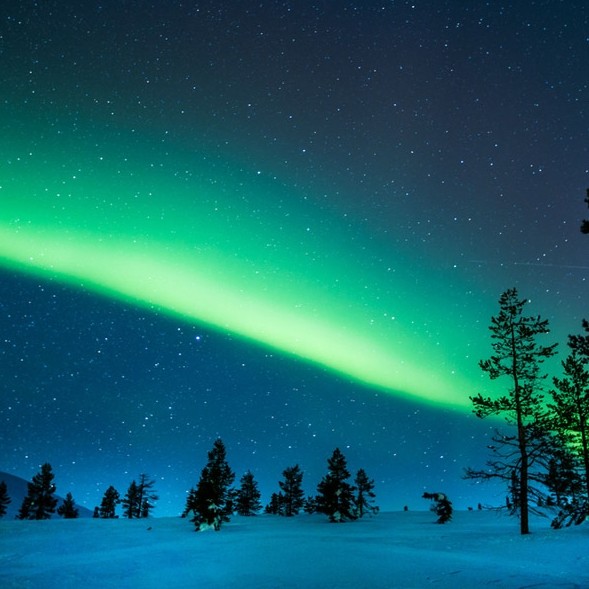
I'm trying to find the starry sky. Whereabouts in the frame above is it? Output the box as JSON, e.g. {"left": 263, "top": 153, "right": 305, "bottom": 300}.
{"left": 1, "top": 1, "right": 587, "bottom": 516}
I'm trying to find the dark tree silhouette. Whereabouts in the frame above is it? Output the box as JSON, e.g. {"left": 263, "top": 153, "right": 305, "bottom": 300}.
{"left": 99, "top": 485, "right": 120, "bottom": 519}
{"left": 121, "top": 480, "right": 140, "bottom": 519}
{"left": 264, "top": 492, "right": 284, "bottom": 515}
{"left": 190, "top": 439, "right": 235, "bottom": 531}
{"left": 279, "top": 465, "right": 305, "bottom": 516}
{"left": 354, "top": 469, "right": 379, "bottom": 518}
{"left": 182, "top": 487, "right": 197, "bottom": 518}
{"left": 422, "top": 492, "right": 453, "bottom": 524}
{"left": 303, "top": 495, "right": 318, "bottom": 514}
{"left": 569, "top": 320, "right": 589, "bottom": 358}
{"left": 316, "top": 448, "right": 357, "bottom": 523}
{"left": 57, "top": 492, "right": 79, "bottom": 519}
{"left": 0, "top": 481, "right": 11, "bottom": 518}
{"left": 581, "top": 188, "right": 589, "bottom": 234}
{"left": 465, "top": 288, "right": 557, "bottom": 535}
{"left": 235, "top": 471, "right": 262, "bottom": 516}
{"left": 18, "top": 463, "right": 58, "bottom": 520}
{"left": 137, "top": 474, "right": 158, "bottom": 518}
{"left": 16, "top": 496, "right": 32, "bottom": 520}
{"left": 549, "top": 340, "right": 589, "bottom": 527}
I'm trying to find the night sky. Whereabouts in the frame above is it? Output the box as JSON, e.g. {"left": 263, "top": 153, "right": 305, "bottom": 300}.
{"left": 1, "top": 1, "right": 587, "bottom": 516}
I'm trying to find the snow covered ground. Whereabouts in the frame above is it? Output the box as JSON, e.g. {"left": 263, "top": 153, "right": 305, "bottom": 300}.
{"left": 1, "top": 510, "right": 587, "bottom": 588}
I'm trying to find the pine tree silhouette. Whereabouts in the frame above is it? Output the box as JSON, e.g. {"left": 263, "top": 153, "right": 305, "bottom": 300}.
{"left": 190, "top": 439, "right": 235, "bottom": 531}
{"left": 466, "top": 288, "right": 557, "bottom": 535}
{"left": 279, "top": 465, "right": 305, "bottom": 516}
{"left": 57, "top": 492, "right": 79, "bottom": 519}
{"left": 235, "top": 471, "right": 262, "bottom": 516}
{"left": 0, "top": 481, "right": 11, "bottom": 518}
{"left": 316, "top": 448, "right": 357, "bottom": 522}
{"left": 99, "top": 486, "right": 120, "bottom": 518}
{"left": 19, "top": 463, "right": 58, "bottom": 520}
{"left": 122, "top": 480, "right": 140, "bottom": 519}
{"left": 354, "top": 469, "right": 379, "bottom": 517}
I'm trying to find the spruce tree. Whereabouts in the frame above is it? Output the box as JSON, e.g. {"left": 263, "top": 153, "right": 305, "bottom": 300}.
{"left": 235, "top": 471, "right": 262, "bottom": 516}
{"left": 57, "top": 492, "right": 79, "bottom": 519}
{"left": 121, "top": 480, "right": 140, "bottom": 519}
{"left": 279, "top": 465, "right": 305, "bottom": 516}
{"left": 264, "top": 492, "right": 284, "bottom": 515}
{"left": 316, "top": 448, "right": 356, "bottom": 522}
{"left": 0, "top": 481, "right": 11, "bottom": 518}
{"left": 99, "top": 485, "right": 120, "bottom": 518}
{"left": 354, "top": 469, "right": 379, "bottom": 518}
{"left": 190, "top": 439, "right": 235, "bottom": 531}
{"left": 20, "top": 463, "right": 58, "bottom": 520}
{"left": 465, "top": 288, "right": 557, "bottom": 535}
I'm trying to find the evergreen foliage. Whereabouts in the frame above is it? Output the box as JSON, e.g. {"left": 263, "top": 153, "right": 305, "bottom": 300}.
{"left": 278, "top": 465, "right": 305, "bottom": 516}
{"left": 354, "top": 469, "right": 379, "bottom": 518}
{"left": 99, "top": 485, "right": 120, "bottom": 518}
{"left": 264, "top": 492, "right": 284, "bottom": 515}
{"left": 182, "top": 487, "right": 197, "bottom": 518}
{"left": 548, "top": 329, "right": 589, "bottom": 527}
{"left": 0, "top": 481, "right": 11, "bottom": 518}
{"left": 422, "top": 492, "right": 453, "bottom": 524}
{"left": 18, "top": 463, "right": 58, "bottom": 520}
{"left": 189, "top": 439, "right": 235, "bottom": 531}
{"left": 121, "top": 475, "right": 157, "bottom": 519}
{"left": 16, "top": 496, "right": 32, "bottom": 520}
{"left": 57, "top": 492, "right": 79, "bottom": 519}
{"left": 235, "top": 471, "right": 262, "bottom": 516}
{"left": 122, "top": 480, "right": 140, "bottom": 519}
{"left": 465, "top": 288, "right": 557, "bottom": 535}
{"left": 303, "top": 495, "right": 317, "bottom": 514}
{"left": 316, "top": 448, "right": 357, "bottom": 523}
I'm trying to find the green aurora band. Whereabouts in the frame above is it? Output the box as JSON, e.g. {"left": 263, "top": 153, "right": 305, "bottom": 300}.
{"left": 0, "top": 128, "right": 478, "bottom": 408}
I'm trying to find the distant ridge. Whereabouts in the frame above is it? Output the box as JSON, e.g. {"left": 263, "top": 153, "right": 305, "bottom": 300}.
{"left": 0, "top": 471, "right": 94, "bottom": 519}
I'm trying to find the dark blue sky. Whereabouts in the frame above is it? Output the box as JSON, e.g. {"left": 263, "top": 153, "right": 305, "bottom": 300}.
{"left": 1, "top": 1, "right": 587, "bottom": 515}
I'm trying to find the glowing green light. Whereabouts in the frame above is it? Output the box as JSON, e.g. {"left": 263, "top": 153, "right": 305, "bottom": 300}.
{"left": 0, "top": 129, "right": 477, "bottom": 408}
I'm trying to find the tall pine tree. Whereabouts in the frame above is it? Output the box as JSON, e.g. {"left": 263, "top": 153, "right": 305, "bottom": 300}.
{"left": 99, "top": 485, "right": 120, "bottom": 518}
{"left": 279, "top": 465, "right": 305, "bottom": 516}
{"left": 235, "top": 471, "right": 262, "bottom": 516}
{"left": 316, "top": 448, "right": 356, "bottom": 523}
{"left": 190, "top": 439, "right": 235, "bottom": 531}
{"left": 18, "top": 463, "right": 58, "bottom": 520}
{"left": 121, "top": 480, "right": 140, "bottom": 519}
{"left": 465, "top": 288, "right": 557, "bottom": 535}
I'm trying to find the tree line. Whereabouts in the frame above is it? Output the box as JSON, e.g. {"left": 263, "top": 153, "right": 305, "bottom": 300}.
{"left": 465, "top": 287, "right": 589, "bottom": 534}
{"left": 181, "top": 441, "right": 379, "bottom": 531}
{"left": 0, "top": 465, "right": 159, "bottom": 521}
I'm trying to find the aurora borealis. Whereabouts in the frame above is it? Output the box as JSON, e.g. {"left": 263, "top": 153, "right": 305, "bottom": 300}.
{"left": 1, "top": 1, "right": 587, "bottom": 515}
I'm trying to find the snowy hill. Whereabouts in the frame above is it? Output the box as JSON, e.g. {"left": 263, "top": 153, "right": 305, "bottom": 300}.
{"left": 0, "top": 472, "right": 94, "bottom": 519}
{"left": 0, "top": 510, "right": 587, "bottom": 588}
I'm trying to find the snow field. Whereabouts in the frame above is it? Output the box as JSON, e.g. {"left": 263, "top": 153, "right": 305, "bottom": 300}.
{"left": 1, "top": 510, "right": 587, "bottom": 588}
